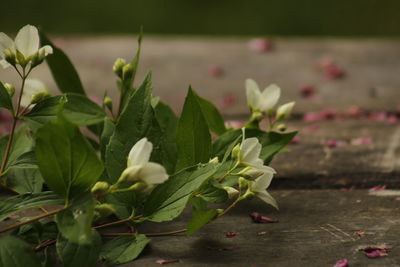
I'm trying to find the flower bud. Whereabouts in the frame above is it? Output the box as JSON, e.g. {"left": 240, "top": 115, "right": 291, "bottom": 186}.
{"left": 113, "top": 58, "right": 126, "bottom": 79}
{"left": 31, "top": 90, "right": 51, "bottom": 104}
{"left": 276, "top": 102, "right": 295, "bottom": 121}
{"left": 29, "top": 52, "right": 44, "bottom": 68}
{"left": 94, "top": 203, "right": 115, "bottom": 218}
{"left": 231, "top": 144, "right": 241, "bottom": 160}
{"left": 122, "top": 63, "right": 134, "bottom": 81}
{"left": 239, "top": 167, "right": 264, "bottom": 180}
{"left": 3, "top": 49, "right": 16, "bottom": 66}
{"left": 15, "top": 50, "right": 27, "bottom": 67}
{"left": 103, "top": 95, "right": 113, "bottom": 111}
{"left": 238, "top": 177, "right": 249, "bottom": 190}
{"left": 118, "top": 166, "right": 141, "bottom": 184}
{"left": 91, "top": 181, "right": 110, "bottom": 195}
{"left": 277, "top": 124, "right": 286, "bottom": 132}
{"left": 3, "top": 83, "right": 15, "bottom": 97}
{"left": 209, "top": 157, "right": 219, "bottom": 164}
{"left": 223, "top": 186, "right": 239, "bottom": 198}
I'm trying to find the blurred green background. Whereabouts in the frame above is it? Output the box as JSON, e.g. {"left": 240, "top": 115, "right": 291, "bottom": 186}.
{"left": 2, "top": 0, "right": 399, "bottom": 36}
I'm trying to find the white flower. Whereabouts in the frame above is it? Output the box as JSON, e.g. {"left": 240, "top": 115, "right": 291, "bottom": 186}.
{"left": 120, "top": 138, "right": 168, "bottom": 185}
{"left": 276, "top": 101, "right": 295, "bottom": 121}
{"left": 249, "top": 173, "right": 278, "bottom": 209}
{"left": 245, "top": 79, "right": 281, "bottom": 112}
{"left": 20, "top": 79, "right": 50, "bottom": 107}
{"left": 0, "top": 25, "right": 53, "bottom": 68}
{"left": 239, "top": 137, "right": 276, "bottom": 174}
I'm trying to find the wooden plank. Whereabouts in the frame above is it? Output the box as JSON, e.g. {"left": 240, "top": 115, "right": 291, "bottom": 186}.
{"left": 270, "top": 120, "right": 400, "bottom": 189}
{"left": 1, "top": 37, "right": 400, "bottom": 115}
{"left": 111, "top": 190, "right": 400, "bottom": 266}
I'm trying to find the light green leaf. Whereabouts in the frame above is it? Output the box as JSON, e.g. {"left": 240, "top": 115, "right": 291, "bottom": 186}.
{"left": 5, "top": 167, "right": 43, "bottom": 194}
{"left": 100, "top": 235, "right": 149, "bottom": 266}
{"left": 56, "top": 194, "right": 95, "bottom": 244}
{"left": 0, "top": 235, "right": 42, "bottom": 267}
{"left": 197, "top": 184, "right": 228, "bottom": 204}
{"left": 100, "top": 117, "right": 115, "bottom": 161}
{"left": 0, "top": 82, "right": 13, "bottom": 111}
{"left": 143, "top": 163, "right": 218, "bottom": 222}
{"left": 105, "top": 73, "right": 162, "bottom": 182}
{"left": 24, "top": 94, "right": 106, "bottom": 130}
{"left": 197, "top": 95, "right": 226, "bottom": 136}
{"left": 176, "top": 87, "right": 212, "bottom": 171}
{"left": 186, "top": 208, "right": 217, "bottom": 235}
{"left": 35, "top": 114, "right": 104, "bottom": 200}
{"left": 0, "top": 191, "right": 63, "bottom": 222}
{"left": 57, "top": 230, "right": 101, "bottom": 267}
{"left": 40, "top": 31, "right": 86, "bottom": 95}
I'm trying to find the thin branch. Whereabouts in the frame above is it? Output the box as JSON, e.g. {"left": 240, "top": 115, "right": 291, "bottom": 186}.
{"left": 93, "top": 215, "right": 142, "bottom": 230}
{"left": 101, "top": 228, "right": 187, "bottom": 237}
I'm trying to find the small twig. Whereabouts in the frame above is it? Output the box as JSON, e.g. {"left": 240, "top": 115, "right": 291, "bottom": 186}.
{"left": 0, "top": 208, "right": 64, "bottom": 234}
{"left": 93, "top": 215, "right": 142, "bottom": 230}
{"left": 101, "top": 228, "right": 187, "bottom": 237}
{"left": 34, "top": 239, "right": 56, "bottom": 251}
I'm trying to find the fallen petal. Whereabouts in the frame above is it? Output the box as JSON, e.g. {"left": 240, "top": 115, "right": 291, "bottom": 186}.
{"left": 225, "top": 232, "right": 237, "bottom": 238}
{"left": 334, "top": 258, "right": 349, "bottom": 267}
{"left": 156, "top": 259, "right": 180, "bottom": 265}
{"left": 366, "top": 250, "right": 388, "bottom": 259}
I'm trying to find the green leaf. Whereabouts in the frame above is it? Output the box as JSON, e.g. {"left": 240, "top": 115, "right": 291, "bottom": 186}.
{"left": 0, "top": 82, "right": 13, "bottom": 111}
{"left": 5, "top": 167, "right": 43, "bottom": 194}
{"left": 100, "top": 117, "right": 115, "bottom": 161}
{"left": 186, "top": 208, "right": 217, "bottom": 235}
{"left": 57, "top": 230, "right": 101, "bottom": 267}
{"left": 56, "top": 194, "right": 95, "bottom": 244}
{"left": 102, "top": 191, "right": 136, "bottom": 220}
{"left": 40, "top": 31, "right": 86, "bottom": 95}
{"left": 176, "top": 88, "right": 212, "bottom": 171}
{"left": 8, "top": 151, "right": 37, "bottom": 168}
{"left": 153, "top": 101, "right": 178, "bottom": 174}
{"left": 0, "top": 126, "right": 33, "bottom": 171}
{"left": 197, "top": 184, "right": 228, "bottom": 203}
{"left": 16, "top": 221, "right": 58, "bottom": 244}
{"left": 35, "top": 115, "right": 104, "bottom": 200}
{"left": 105, "top": 73, "right": 161, "bottom": 182}
{"left": 24, "top": 94, "right": 106, "bottom": 130}
{"left": 143, "top": 163, "right": 218, "bottom": 222}
{"left": 0, "top": 191, "right": 63, "bottom": 222}
{"left": 0, "top": 235, "right": 42, "bottom": 267}
{"left": 100, "top": 235, "right": 149, "bottom": 266}
{"left": 196, "top": 95, "right": 226, "bottom": 136}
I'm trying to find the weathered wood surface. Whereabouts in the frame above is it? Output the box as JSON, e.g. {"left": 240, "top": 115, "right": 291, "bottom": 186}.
{"left": 100, "top": 190, "right": 400, "bottom": 267}
{"left": 271, "top": 120, "right": 400, "bottom": 189}
{"left": 1, "top": 37, "right": 400, "bottom": 115}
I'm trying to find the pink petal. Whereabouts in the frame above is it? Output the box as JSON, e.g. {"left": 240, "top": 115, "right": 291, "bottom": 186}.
{"left": 334, "top": 258, "right": 349, "bottom": 267}
{"left": 351, "top": 137, "right": 373, "bottom": 146}
{"left": 299, "top": 85, "right": 316, "bottom": 98}
{"left": 207, "top": 65, "right": 224, "bottom": 77}
{"left": 156, "top": 259, "right": 179, "bottom": 265}
{"left": 368, "top": 185, "right": 386, "bottom": 191}
{"left": 366, "top": 250, "right": 388, "bottom": 258}
{"left": 248, "top": 39, "right": 273, "bottom": 52}
{"left": 225, "top": 232, "right": 237, "bottom": 238}
{"left": 289, "top": 136, "right": 301, "bottom": 145}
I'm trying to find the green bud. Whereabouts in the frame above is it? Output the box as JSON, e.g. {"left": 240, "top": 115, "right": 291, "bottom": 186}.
{"left": 242, "top": 189, "right": 256, "bottom": 200}
{"left": 103, "top": 95, "right": 113, "bottom": 111}
{"left": 3, "top": 83, "right": 15, "bottom": 97}
{"left": 29, "top": 52, "right": 44, "bottom": 68}
{"left": 209, "top": 157, "right": 219, "bottom": 164}
{"left": 31, "top": 90, "right": 51, "bottom": 104}
{"left": 3, "top": 49, "right": 16, "bottom": 66}
{"left": 122, "top": 63, "right": 134, "bottom": 81}
{"left": 238, "top": 167, "right": 264, "bottom": 180}
{"left": 238, "top": 177, "right": 249, "bottom": 190}
{"left": 223, "top": 186, "right": 239, "bottom": 198}
{"left": 113, "top": 58, "right": 126, "bottom": 78}
{"left": 91, "top": 181, "right": 110, "bottom": 195}
{"left": 15, "top": 50, "right": 27, "bottom": 67}
{"left": 277, "top": 124, "right": 286, "bottom": 132}
{"left": 231, "top": 144, "right": 241, "bottom": 160}
{"left": 94, "top": 203, "right": 115, "bottom": 218}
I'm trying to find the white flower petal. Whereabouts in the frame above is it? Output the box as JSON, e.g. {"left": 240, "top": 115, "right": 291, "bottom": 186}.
{"left": 259, "top": 84, "right": 281, "bottom": 112}
{"left": 240, "top": 137, "right": 262, "bottom": 165}
{"left": 20, "top": 79, "right": 47, "bottom": 107}
{"left": 120, "top": 166, "right": 141, "bottom": 182}
{"left": 256, "top": 190, "right": 279, "bottom": 209}
{"left": 38, "top": 45, "right": 53, "bottom": 56}
{"left": 15, "top": 25, "right": 39, "bottom": 57}
{"left": 251, "top": 173, "right": 273, "bottom": 192}
{"left": 245, "top": 79, "right": 261, "bottom": 110}
{"left": 0, "top": 59, "right": 10, "bottom": 69}
{"left": 140, "top": 162, "right": 168, "bottom": 185}
{"left": 0, "top": 33, "right": 14, "bottom": 56}
{"left": 127, "top": 138, "right": 152, "bottom": 167}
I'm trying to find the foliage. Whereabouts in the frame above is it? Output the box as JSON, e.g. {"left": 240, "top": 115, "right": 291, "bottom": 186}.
{"left": 0, "top": 25, "right": 297, "bottom": 266}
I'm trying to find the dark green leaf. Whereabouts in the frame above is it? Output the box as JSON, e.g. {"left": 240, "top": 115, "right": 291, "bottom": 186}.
{"left": 5, "top": 167, "right": 43, "bottom": 194}
{"left": 100, "top": 235, "right": 149, "bottom": 266}
{"left": 197, "top": 95, "right": 226, "bottom": 136}
{"left": 24, "top": 94, "right": 106, "bottom": 129}
{"left": 186, "top": 208, "right": 217, "bottom": 235}
{"left": 0, "top": 82, "right": 13, "bottom": 111}
{"left": 56, "top": 194, "right": 95, "bottom": 244}
{"left": 100, "top": 117, "right": 115, "bottom": 161}
{"left": 105, "top": 73, "right": 162, "bottom": 182}
{"left": 57, "top": 230, "right": 101, "bottom": 267}
{"left": 143, "top": 163, "right": 218, "bottom": 222}
{"left": 176, "top": 88, "right": 212, "bottom": 170}
{"left": 8, "top": 151, "right": 37, "bottom": 168}
{"left": 16, "top": 221, "right": 58, "bottom": 244}
{"left": 0, "top": 191, "right": 63, "bottom": 222}
{"left": 102, "top": 191, "right": 136, "bottom": 220}
{"left": 153, "top": 101, "right": 178, "bottom": 174}
{"left": 40, "top": 31, "right": 86, "bottom": 95}
{"left": 197, "top": 184, "right": 228, "bottom": 204}
{"left": 0, "top": 235, "right": 42, "bottom": 267}
{"left": 35, "top": 115, "right": 104, "bottom": 200}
